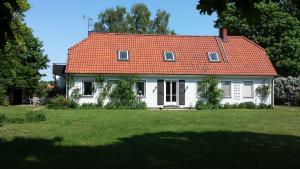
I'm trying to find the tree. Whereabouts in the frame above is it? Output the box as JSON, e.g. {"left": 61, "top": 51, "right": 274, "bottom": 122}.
{"left": 0, "top": 1, "right": 49, "bottom": 101}
{"left": 93, "top": 3, "right": 175, "bottom": 34}
{"left": 196, "top": 0, "right": 300, "bottom": 21}
{"left": 0, "top": 0, "right": 30, "bottom": 49}
{"left": 215, "top": 2, "right": 300, "bottom": 76}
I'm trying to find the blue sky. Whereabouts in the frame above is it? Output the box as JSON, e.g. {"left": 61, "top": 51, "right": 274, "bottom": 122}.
{"left": 25, "top": 0, "right": 218, "bottom": 81}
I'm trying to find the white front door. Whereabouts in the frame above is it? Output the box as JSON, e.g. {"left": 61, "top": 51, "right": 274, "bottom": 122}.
{"left": 165, "top": 81, "right": 177, "bottom": 105}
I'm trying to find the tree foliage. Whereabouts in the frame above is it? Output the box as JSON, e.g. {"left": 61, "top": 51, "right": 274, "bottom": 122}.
{"left": 197, "top": 0, "right": 300, "bottom": 21}
{"left": 93, "top": 3, "right": 175, "bottom": 34}
{"left": 0, "top": 0, "right": 30, "bottom": 49}
{"left": 198, "top": 0, "right": 300, "bottom": 76}
{"left": 0, "top": 0, "right": 49, "bottom": 100}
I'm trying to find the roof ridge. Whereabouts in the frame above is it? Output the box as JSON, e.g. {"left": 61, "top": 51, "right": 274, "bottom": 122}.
{"left": 87, "top": 31, "right": 225, "bottom": 38}
{"left": 240, "top": 36, "right": 265, "bottom": 50}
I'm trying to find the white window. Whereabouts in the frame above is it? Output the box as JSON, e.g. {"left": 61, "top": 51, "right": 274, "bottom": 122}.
{"left": 208, "top": 52, "right": 220, "bottom": 62}
{"left": 83, "top": 80, "right": 93, "bottom": 96}
{"left": 243, "top": 81, "right": 254, "bottom": 98}
{"left": 118, "top": 50, "right": 129, "bottom": 60}
{"left": 164, "top": 51, "right": 175, "bottom": 61}
{"left": 136, "top": 81, "right": 146, "bottom": 97}
{"left": 221, "top": 81, "right": 231, "bottom": 98}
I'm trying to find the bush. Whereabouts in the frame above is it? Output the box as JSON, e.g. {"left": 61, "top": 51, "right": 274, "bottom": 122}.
{"left": 47, "top": 95, "right": 69, "bottom": 109}
{"left": 195, "top": 100, "right": 205, "bottom": 110}
{"left": 198, "top": 76, "right": 223, "bottom": 106}
{"left": 106, "top": 76, "right": 147, "bottom": 109}
{"left": 6, "top": 117, "right": 25, "bottom": 124}
{"left": 195, "top": 100, "right": 219, "bottom": 110}
{"left": 81, "top": 103, "right": 97, "bottom": 109}
{"left": 130, "top": 100, "right": 147, "bottom": 109}
{"left": 221, "top": 103, "right": 232, "bottom": 109}
{"left": 275, "top": 76, "right": 300, "bottom": 106}
{"left": 25, "top": 111, "right": 46, "bottom": 122}
{"left": 243, "top": 102, "right": 257, "bottom": 109}
{"left": 0, "top": 114, "right": 7, "bottom": 126}
{"left": 68, "top": 100, "right": 79, "bottom": 109}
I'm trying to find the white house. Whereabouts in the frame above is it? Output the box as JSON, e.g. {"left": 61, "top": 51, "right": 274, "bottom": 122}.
{"left": 63, "top": 29, "right": 277, "bottom": 108}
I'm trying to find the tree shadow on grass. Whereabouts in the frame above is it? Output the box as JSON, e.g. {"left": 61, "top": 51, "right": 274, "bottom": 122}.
{"left": 1, "top": 131, "right": 300, "bottom": 169}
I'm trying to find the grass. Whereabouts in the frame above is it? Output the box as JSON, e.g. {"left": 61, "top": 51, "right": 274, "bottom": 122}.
{"left": 0, "top": 106, "right": 300, "bottom": 169}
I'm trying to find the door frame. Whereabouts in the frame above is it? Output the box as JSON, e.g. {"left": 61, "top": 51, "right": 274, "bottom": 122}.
{"left": 164, "top": 80, "right": 178, "bottom": 105}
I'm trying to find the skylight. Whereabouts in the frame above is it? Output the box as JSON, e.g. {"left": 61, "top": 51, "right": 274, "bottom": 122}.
{"left": 208, "top": 52, "right": 220, "bottom": 62}
{"left": 118, "top": 50, "right": 129, "bottom": 61}
{"left": 164, "top": 51, "right": 175, "bottom": 61}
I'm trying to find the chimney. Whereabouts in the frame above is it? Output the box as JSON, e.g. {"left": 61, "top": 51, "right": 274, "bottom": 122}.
{"left": 219, "top": 28, "right": 228, "bottom": 41}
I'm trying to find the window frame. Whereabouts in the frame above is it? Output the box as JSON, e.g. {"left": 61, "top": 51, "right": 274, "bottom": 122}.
{"left": 243, "top": 81, "right": 254, "bottom": 98}
{"left": 135, "top": 81, "right": 146, "bottom": 98}
{"left": 208, "top": 52, "right": 220, "bottom": 62}
{"left": 221, "top": 81, "right": 231, "bottom": 98}
{"left": 82, "top": 79, "right": 94, "bottom": 97}
{"left": 163, "top": 51, "right": 176, "bottom": 61}
{"left": 117, "top": 50, "right": 129, "bottom": 61}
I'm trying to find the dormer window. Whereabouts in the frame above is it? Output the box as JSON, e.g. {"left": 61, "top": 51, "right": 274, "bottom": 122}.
{"left": 164, "top": 51, "right": 175, "bottom": 61}
{"left": 208, "top": 52, "right": 220, "bottom": 62}
{"left": 118, "top": 50, "right": 129, "bottom": 61}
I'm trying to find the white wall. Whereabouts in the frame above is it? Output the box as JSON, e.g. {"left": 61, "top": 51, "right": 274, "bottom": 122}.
{"left": 68, "top": 75, "right": 273, "bottom": 108}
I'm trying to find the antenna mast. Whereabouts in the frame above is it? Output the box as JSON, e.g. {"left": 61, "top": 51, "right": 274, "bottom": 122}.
{"left": 83, "top": 15, "right": 94, "bottom": 32}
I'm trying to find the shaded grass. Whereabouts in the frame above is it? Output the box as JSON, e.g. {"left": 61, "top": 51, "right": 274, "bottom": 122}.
{"left": 0, "top": 106, "right": 300, "bottom": 168}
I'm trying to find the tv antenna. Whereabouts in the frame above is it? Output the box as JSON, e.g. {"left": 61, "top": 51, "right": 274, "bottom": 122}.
{"left": 83, "top": 15, "right": 94, "bottom": 32}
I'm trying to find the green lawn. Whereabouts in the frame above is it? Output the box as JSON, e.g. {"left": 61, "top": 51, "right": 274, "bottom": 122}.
{"left": 0, "top": 106, "right": 300, "bottom": 169}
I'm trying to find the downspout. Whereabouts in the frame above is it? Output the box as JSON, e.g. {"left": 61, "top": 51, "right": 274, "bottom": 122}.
{"left": 66, "top": 74, "right": 68, "bottom": 99}
{"left": 272, "top": 77, "right": 275, "bottom": 108}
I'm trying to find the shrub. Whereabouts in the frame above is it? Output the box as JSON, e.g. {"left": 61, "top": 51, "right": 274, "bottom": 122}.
{"left": 275, "top": 76, "right": 300, "bottom": 106}
{"left": 106, "top": 76, "right": 147, "bottom": 109}
{"left": 0, "top": 114, "right": 7, "bottom": 126}
{"left": 81, "top": 103, "right": 97, "bottom": 109}
{"left": 25, "top": 111, "right": 46, "bottom": 122}
{"left": 6, "top": 117, "right": 25, "bottom": 124}
{"left": 130, "top": 100, "right": 147, "bottom": 109}
{"left": 47, "top": 95, "right": 69, "bottom": 109}
{"left": 221, "top": 103, "right": 232, "bottom": 109}
{"left": 198, "top": 76, "right": 223, "bottom": 106}
{"left": 68, "top": 100, "right": 79, "bottom": 109}
{"left": 195, "top": 99, "right": 205, "bottom": 110}
{"left": 258, "top": 103, "right": 268, "bottom": 109}
{"left": 243, "top": 102, "right": 257, "bottom": 109}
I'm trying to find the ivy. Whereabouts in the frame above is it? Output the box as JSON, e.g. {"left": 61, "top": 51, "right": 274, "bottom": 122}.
{"left": 95, "top": 75, "right": 111, "bottom": 107}
{"left": 256, "top": 84, "right": 270, "bottom": 103}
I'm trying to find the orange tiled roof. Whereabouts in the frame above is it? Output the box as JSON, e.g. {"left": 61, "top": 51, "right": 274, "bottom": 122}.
{"left": 65, "top": 32, "right": 277, "bottom": 76}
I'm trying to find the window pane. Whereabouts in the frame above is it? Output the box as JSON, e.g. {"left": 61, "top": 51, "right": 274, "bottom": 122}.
{"left": 172, "top": 81, "right": 176, "bottom": 94}
{"left": 166, "top": 82, "right": 170, "bottom": 95}
{"left": 136, "top": 81, "right": 145, "bottom": 97}
{"left": 208, "top": 52, "right": 219, "bottom": 61}
{"left": 221, "top": 81, "right": 231, "bottom": 98}
{"left": 84, "top": 81, "right": 93, "bottom": 95}
{"left": 166, "top": 96, "right": 171, "bottom": 102}
{"left": 243, "top": 81, "right": 253, "bottom": 97}
{"left": 119, "top": 51, "right": 128, "bottom": 60}
{"left": 172, "top": 96, "right": 176, "bottom": 102}
{"left": 164, "top": 52, "right": 174, "bottom": 60}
